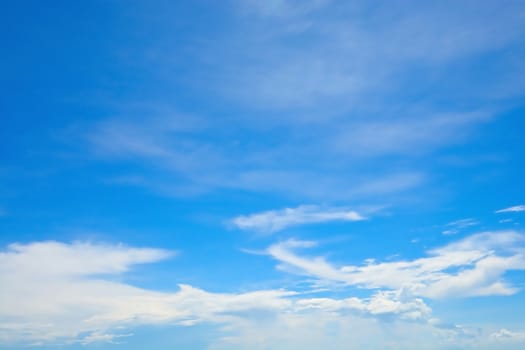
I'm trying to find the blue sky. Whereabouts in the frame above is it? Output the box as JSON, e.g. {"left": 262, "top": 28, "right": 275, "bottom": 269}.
{"left": 1, "top": 0, "right": 525, "bottom": 349}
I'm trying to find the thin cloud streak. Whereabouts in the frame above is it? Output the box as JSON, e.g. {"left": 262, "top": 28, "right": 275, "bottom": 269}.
{"left": 442, "top": 218, "right": 479, "bottom": 235}
{"left": 496, "top": 205, "right": 525, "bottom": 213}
{"left": 231, "top": 205, "right": 366, "bottom": 233}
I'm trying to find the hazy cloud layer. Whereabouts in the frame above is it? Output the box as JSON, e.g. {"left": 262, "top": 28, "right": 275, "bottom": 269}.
{"left": 79, "top": 0, "right": 525, "bottom": 200}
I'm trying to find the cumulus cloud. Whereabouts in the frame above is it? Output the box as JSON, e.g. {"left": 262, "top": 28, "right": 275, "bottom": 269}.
{"left": 231, "top": 205, "right": 365, "bottom": 233}
{"left": 496, "top": 205, "right": 525, "bottom": 213}
{"left": 266, "top": 231, "right": 525, "bottom": 299}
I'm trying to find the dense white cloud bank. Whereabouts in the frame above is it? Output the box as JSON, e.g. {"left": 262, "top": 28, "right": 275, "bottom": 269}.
{"left": 0, "top": 241, "right": 426, "bottom": 346}
{"left": 0, "top": 235, "right": 524, "bottom": 348}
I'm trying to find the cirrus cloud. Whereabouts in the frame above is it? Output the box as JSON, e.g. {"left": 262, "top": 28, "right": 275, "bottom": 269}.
{"left": 231, "top": 205, "right": 366, "bottom": 233}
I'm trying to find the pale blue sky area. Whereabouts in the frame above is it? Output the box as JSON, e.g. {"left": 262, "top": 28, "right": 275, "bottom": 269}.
{"left": 1, "top": 1, "right": 525, "bottom": 349}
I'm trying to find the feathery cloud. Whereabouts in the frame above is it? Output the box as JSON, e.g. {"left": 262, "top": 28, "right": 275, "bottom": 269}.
{"left": 442, "top": 218, "right": 479, "bottom": 235}
{"left": 231, "top": 205, "right": 365, "bottom": 233}
{"left": 266, "top": 231, "right": 525, "bottom": 299}
{"left": 496, "top": 205, "right": 525, "bottom": 213}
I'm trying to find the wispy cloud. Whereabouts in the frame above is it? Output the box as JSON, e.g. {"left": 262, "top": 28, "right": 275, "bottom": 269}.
{"left": 265, "top": 231, "right": 525, "bottom": 299}
{"left": 496, "top": 205, "right": 525, "bottom": 213}
{"left": 334, "top": 112, "right": 492, "bottom": 157}
{"left": 85, "top": 116, "right": 427, "bottom": 200}
{"left": 446, "top": 218, "right": 479, "bottom": 228}
{"left": 442, "top": 218, "right": 479, "bottom": 235}
{"left": 231, "top": 205, "right": 365, "bottom": 233}
{"left": 76, "top": 1, "right": 525, "bottom": 202}
{"left": 220, "top": 1, "right": 525, "bottom": 109}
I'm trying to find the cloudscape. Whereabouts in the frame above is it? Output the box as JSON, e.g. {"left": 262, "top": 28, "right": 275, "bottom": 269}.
{"left": 1, "top": 1, "right": 525, "bottom": 349}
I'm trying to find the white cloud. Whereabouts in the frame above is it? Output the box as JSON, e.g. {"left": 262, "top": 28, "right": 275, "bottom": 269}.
{"left": 231, "top": 205, "right": 365, "bottom": 233}
{"left": 0, "top": 241, "right": 173, "bottom": 277}
{"left": 496, "top": 205, "right": 525, "bottom": 213}
{"left": 265, "top": 231, "right": 525, "bottom": 299}
{"left": 295, "top": 289, "right": 431, "bottom": 321}
{"left": 78, "top": 331, "right": 132, "bottom": 345}
{"left": 0, "top": 241, "right": 291, "bottom": 345}
{"left": 0, "top": 238, "right": 521, "bottom": 349}
{"left": 209, "top": 307, "right": 492, "bottom": 350}
{"left": 0, "top": 240, "right": 441, "bottom": 347}
{"left": 443, "top": 218, "right": 479, "bottom": 235}
{"left": 446, "top": 218, "right": 479, "bottom": 229}
{"left": 490, "top": 328, "right": 525, "bottom": 342}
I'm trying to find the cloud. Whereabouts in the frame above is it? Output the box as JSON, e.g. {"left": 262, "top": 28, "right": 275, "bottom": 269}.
{"left": 77, "top": 1, "right": 523, "bottom": 202}
{"left": 496, "top": 205, "right": 525, "bottom": 213}
{"left": 233, "top": 170, "right": 425, "bottom": 200}
{"left": 0, "top": 238, "right": 522, "bottom": 348}
{"left": 446, "top": 218, "right": 479, "bottom": 229}
{"left": 296, "top": 289, "right": 431, "bottom": 321}
{"left": 490, "top": 328, "right": 525, "bottom": 342}
{"left": 334, "top": 112, "right": 492, "bottom": 157}
{"left": 1, "top": 241, "right": 173, "bottom": 277}
{"left": 442, "top": 218, "right": 479, "bottom": 235}
{"left": 231, "top": 205, "right": 365, "bottom": 233}
{"left": 265, "top": 231, "right": 525, "bottom": 299}
{"left": 0, "top": 240, "right": 443, "bottom": 347}
{"left": 220, "top": 1, "right": 525, "bottom": 109}
{"left": 86, "top": 115, "right": 429, "bottom": 200}
{"left": 0, "top": 241, "right": 297, "bottom": 345}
